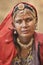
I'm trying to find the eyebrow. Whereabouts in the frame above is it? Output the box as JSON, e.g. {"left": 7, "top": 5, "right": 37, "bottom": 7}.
{"left": 15, "top": 16, "right": 33, "bottom": 21}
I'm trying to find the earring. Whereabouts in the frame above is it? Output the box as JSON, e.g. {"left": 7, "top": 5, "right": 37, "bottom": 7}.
{"left": 14, "top": 30, "right": 17, "bottom": 34}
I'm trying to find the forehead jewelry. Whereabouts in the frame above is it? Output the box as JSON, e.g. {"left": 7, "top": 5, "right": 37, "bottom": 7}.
{"left": 13, "top": 3, "right": 37, "bottom": 19}
{"left": 18, "top": 3, "right": 24, "bottom": 10}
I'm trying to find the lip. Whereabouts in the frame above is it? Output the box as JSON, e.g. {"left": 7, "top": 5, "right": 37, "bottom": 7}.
{"left": 21, "top": 29, "right": 29, "bottom": 34}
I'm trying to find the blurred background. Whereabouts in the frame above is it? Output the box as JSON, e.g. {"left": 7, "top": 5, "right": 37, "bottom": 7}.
{"left": 0, "top": 0, "right": 43, "bottom": 33}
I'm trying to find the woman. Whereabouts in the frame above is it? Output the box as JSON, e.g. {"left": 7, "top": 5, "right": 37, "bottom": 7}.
{"left": 0, "top": 2, "right": 43, "bottom": 65}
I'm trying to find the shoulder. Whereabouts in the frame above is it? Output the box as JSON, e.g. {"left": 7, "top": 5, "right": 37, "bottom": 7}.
{"left": 34, "top": 32, "right": 43, "bottom": 43}
{"left": 37, "top": 32, "right": 43, "bottom": 40}
{"left": 37, "top": 32, "right": 43, "bottom": 43}
{"left": 37, "top": 32, "right": 43, "bottom": 37}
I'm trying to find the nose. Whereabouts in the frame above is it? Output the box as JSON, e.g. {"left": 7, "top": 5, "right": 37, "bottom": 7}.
{"left": 22, "top": 20, "right": 26, "bottom": 27}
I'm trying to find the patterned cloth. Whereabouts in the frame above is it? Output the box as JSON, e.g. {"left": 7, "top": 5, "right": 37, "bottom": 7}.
{"left": 12, "top": 44, "right": 39, "bottom": 65}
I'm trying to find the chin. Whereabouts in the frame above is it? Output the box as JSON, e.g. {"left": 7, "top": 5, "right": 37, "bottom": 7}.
{"left": 21, "top": 33, "right": 33, "bottom": 38}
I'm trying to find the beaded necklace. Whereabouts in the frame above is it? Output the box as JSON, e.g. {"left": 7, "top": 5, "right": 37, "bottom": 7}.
{"left": 17, "top": 38, "right": 33, "bottom": 49}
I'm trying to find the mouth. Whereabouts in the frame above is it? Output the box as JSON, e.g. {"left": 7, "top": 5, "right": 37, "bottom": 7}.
{"left": 21, "top": 29, "right": 29, "bottom": 34}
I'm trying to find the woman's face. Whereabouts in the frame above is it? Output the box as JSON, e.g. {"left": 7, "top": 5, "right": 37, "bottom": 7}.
{"left": 13, "top": 9, "right": 37, "bottom": 39}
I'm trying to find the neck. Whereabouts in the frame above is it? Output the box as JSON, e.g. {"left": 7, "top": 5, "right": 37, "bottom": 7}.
{"left": 18, "top": 36, "right": 33, "bottom": 44}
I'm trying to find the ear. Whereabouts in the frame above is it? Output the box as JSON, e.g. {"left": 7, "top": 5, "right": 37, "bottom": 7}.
{"left": 12, "top": 21, "right": 15, "bottom": 27}
{"left": 35, "top": 23, "right": 38, "bottom": 30}
{"left": 35, "top": 23, "right": 37, "bottom": 27}
{"left": 12, "top": 22, "right": 16, "bottom": 30}
{"left": 34, "top": 19, "right": 37, "bottom": 27}
{"left": 12, "top": 22, "right": 17, "bottom": 34}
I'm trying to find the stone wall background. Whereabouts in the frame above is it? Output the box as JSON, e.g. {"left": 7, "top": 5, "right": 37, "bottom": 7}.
{"left": 0, "top": 0, "right": 43, "bottom": 33}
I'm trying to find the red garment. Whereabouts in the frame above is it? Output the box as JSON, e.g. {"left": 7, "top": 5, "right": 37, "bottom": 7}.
{"left": 0, "top": 11, "right": 43, "bottom": 65}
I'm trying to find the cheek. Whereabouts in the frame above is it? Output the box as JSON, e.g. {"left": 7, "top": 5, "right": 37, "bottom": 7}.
{"left": 15, "top": 25, "right": 21, "bottom": 33}
{"left": 28, "top": 22, "right": 36, "bottom": 30}
{"left": 29, "top": 22, "right": 35, "bottom": 28}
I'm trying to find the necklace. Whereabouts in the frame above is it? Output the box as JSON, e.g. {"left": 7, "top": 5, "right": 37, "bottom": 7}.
{"left": 12, "top": 38, "right": 35, "bottom": 65}
{"left": 17, "top": 38, "right": 34, "bottom": 48}
{"left": 13, "top": 46, "right": 33, "bottom": 65}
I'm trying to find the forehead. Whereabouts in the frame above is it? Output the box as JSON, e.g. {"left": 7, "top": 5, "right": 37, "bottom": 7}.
{"left": 14, "top": 9, "right": 35, "bottom": 20}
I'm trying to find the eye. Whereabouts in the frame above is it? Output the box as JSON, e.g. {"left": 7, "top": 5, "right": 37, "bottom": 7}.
{"left": 25, "top": 18, "right": 33, "bottom": 22}
{"left": 15, "top": 20, "right": 22, "bottom": 24}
